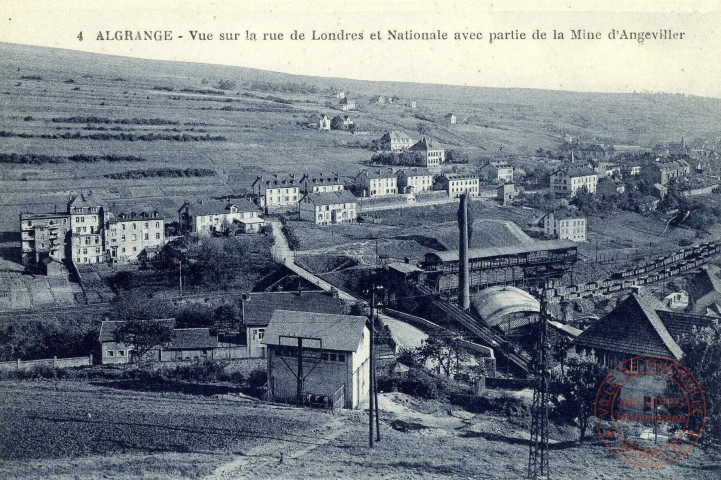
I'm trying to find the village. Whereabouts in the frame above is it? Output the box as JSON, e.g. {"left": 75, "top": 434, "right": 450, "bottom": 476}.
{"left": 1, "top": 43, "right": 720, "bottom": 479}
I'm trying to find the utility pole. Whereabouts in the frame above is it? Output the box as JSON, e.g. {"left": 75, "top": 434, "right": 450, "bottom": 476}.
{"left": 369, "top": 287, "right": 375, "bottom": 448}
{"left": 296, "top": 337, "right": 304, "bottom": 406}
{"left": 528, "top": 281, "right": 550, "bottom": 479}
{"left": 179, "top": 260, "right": 183, "bottom": 296}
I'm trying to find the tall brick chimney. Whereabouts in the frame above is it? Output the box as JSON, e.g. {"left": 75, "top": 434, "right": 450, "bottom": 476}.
{"left": 458, "top": 193, "right": 470, "bottom": 310}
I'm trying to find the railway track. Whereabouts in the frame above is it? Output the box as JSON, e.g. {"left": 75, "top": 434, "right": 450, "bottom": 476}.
{"left": 415, "top": 284, "right": 532, "bottom": 375}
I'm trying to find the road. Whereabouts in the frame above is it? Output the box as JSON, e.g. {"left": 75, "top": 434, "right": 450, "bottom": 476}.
{"left": 269, "top": 219, "right": 357, "bottom": 301}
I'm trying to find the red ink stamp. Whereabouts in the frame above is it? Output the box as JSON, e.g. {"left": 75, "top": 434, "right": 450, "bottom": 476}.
{"left": 594, "top": 355, "right": 706, "bottom": 467}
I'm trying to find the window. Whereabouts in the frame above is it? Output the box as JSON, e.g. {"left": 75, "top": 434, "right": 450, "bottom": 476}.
{"left": 121, "top": 235, "right": 125, "bottom": 242}
{"left": 144, "top": 233, "right": 149, "bottom": 240}
{"left": 155, "top": 222, "right": 160, "bottom": 228}
{"left": 118, "top": 350, "right": 125, "bottom": 357}
{"left": 107, "top": 350, "right": 114, "bottom": 357}
{"left": 156, "top": 233, "right": 160, "bottom": 239}
{"left": 132, "top": 234, "right": 137, "bottom": 241}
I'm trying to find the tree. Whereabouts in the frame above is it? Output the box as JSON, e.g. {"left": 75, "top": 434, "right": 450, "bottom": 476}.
{"left": 214, "top": 303, "right": 243, "bottom": 332}
{"left": 114, "top": 319, "right": 174, "bottom": 364}
{"left": 678, "top": 320, "right": 721, "bottom": 442}
{"left": 550, "top": 354, "right": 606, "bottom": 442}
{"left": 420, "top": 337, "right": 469, "bottom": 377}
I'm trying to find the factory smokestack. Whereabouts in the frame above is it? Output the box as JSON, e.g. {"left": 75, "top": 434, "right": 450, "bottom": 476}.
{"left": 458, "top": 193, "right": 470, "bottom": 310}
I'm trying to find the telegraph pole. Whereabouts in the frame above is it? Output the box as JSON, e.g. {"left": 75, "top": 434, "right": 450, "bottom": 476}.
{"left": 369, "top": 287, "right": 375, "bottom": 448}
{"left": 296, "top": 337, "right": 304, "bottom": 406}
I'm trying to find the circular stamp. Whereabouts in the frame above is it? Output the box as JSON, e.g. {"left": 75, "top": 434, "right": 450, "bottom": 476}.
{"left": 594, "top": 355, "right": 706, "bottom": 467}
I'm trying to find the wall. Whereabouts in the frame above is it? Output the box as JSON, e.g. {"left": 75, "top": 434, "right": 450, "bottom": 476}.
{"left": 269, "top": 349, "right": 357, "bottom": 407}
{"left": 0, "top": 355, "right": 93, "bottom": 371}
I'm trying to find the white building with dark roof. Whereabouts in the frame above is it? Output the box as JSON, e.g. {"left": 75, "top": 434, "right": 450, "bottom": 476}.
{"left": 396, "top": 168, "right": 433, "bottom": 194}
{"left": 251, "top": 174, "right": 301, "bottom": 212}
{"left": 262, "top": 310, "right": 370, "bottom": 409}
{"left": 408, "top": 137, "right": 445, "bottom": 168}
{"left": 354, "top": 169, "right": 397, "bottom": 197}
{"left": 299, "top": 191, "right": 358, "bottom": 225}
{"left": 178, "top": 198, "right": 264, "bottom": 235}
{"left": 105, "top": 209, "right": 166, "bottom": 263}
{"left": 542, "top": 209, "right": 587, "bottom": 242}
{"left": 378, "top": 130, "right": 414, "bottom": 151}
{"left": 300, "top": 172, "right": 344, "bottom": 194}
{"left": 434, "top": 172, "right": 479, "bottom": 197}
{"left": 550, "top": 166, "right": 598, "bottom": 197}
{"left": 480, "top": 162, "right": 514, "bottom": 183}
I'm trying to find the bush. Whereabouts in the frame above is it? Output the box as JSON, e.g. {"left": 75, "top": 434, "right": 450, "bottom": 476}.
{"left": 247, "top": 368, "right": 268, "bottom": 389}
{"left": 377, "top": 367, "right": 455, "bottom": 400}
{"left": 451, "top": 391, "right": 529, "bottom": 417}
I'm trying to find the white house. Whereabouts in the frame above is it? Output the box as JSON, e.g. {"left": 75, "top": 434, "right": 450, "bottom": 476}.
{"left": 339, "top": 97, "right": 355, "bottom": 111}
{"left": 307, "top": 114, "right": 331, "bottom": 130}
{"left": 542, "top": 209, "right": 587, "bottom": 242}
{"left": 480, "top": 162, "right": 514, "bottom": 183}
{"left": 434, "top": 172, "right": 479, "bottom": 197}
{"left": 263, "top": 310, "right": 370, "bottom": 409}
{"left": 354, "top": 168, "right": 398, "bottom": 197}
{"left": 550, "top": 166, "right": 598, "bottom": 197}
{"left": 397, "top": 168, "right": 434, "bottom": 194}
{"left": 300, "top": 172, "right": 345, "bottom": 194}
{"left": 408, "top": 137, "right": 445, "bottom": 168}
{"left": 178, "top": 199, "right": 265, "bottom": 236}
{"left": 251, "top": 174, "right": 301, "bottom": 213}
{"left": 299, "top": 191, "right": 358, "bottom": 225}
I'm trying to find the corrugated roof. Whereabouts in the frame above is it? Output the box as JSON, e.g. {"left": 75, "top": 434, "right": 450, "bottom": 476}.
{"left": 303, "top": 190, "right": 357, "bottom": 206}
{"left": 471, "top": 286, "right": 540, "bottom": 327}
{"left": 574, "top": 294, "right": 683, "bottom": 360}
{"left": 426, "top": 239, "right": 577, "bottom": 263}
{"left": 242, "top": 291, "right": 349, "bottom": 327}
{"left": 262, "top": 310, "right": 367, "bottom": 352}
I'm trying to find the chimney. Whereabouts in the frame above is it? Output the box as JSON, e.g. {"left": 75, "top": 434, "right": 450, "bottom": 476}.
{"left": 458, "top": 193, "right": 471, "bottom": 310}
{"left": 630, "top": 285, "right": 642, "bottom": 296}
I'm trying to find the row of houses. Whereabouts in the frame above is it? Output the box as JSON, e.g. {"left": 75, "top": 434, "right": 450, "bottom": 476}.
{"left": 21, "top": 193, "right": 168, "bottom": 268}
{"left": 100, "top": 290, "right": 371, "bottom": 409}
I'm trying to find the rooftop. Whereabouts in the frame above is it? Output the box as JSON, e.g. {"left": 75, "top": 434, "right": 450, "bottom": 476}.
{"left": 242, "top": 291, "right": 349, "bottom": 327}
{"left": 553, "top": 166, "right": 597, "bottom": 177}
{"left": 397, "top": 167, "right": 431, "bottom": 177}
{"left": 574, "top": 293, "right": 683, "bottom": 360}
{"left": 425, "top": 239, "right": 577, "bottom": 263}
{"left": 471, "top": 286, "right": 539, "bottom": 327}
{"left": 99, "top": 319, "right": 175, "bottom": 343}
{"left": 409, "top": 137, "right": 442, "bottom": 152}
{"left": 303, "top": 190, "right": 357, "bottom": 206}
{"left": 179, "top": 198, "right": 260, "bottom": 216}
{"left": 357, "top": 168, "right": 396, "bottom": 180}
{"left": 262, "top": 310, "right": 368, "bottom": 352}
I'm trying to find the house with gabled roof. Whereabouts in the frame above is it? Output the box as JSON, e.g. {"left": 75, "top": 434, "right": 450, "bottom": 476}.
{"left": 300, "top": 172, "right": 344, "bottom": 194}
{"left": 99, "top": 319, "right": 219, "bottom": 364}
{"left": 299, "top": 191, "right": 358, "bottom": 225}
{"left": 480, "top": 161, "right": 514, "bottom": 183}
{"left": 262, "top": 310, "right": 370, "bottom": 409}
{"left": 574, "top": 291, "right": 716, "bottom": 366}
{"left": 306, "top": 113, "right": 331, "bottom": 130}
{"left": 251, "top": 174, "right": 301, "bottom": 213}
{"left": 686, "top": 265, "right": 721, "bottom": 317}
{"left": 178, "top": 198, "right": 264, "bottom": 235}
{"left": 408, "top": 137, "right": 445, "bottom": 168}
{"left": 396, "top": 167, "right": 433, "bottom": 194}
{"left": 354, "top": 168, "right": 397, "bottom": 197}
{"left": 378, "top": 130, "right": 414, "bottom": 151}
{"left": 338, "top": 97, "right": 355, "bottom": 111}
{"left": 550, "top": 166, "right": 598, "bottom": 197}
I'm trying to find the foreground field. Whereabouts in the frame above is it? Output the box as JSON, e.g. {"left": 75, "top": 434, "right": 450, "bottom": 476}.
{"left": 1, "top": 381, "right": 719, "bottom": 479}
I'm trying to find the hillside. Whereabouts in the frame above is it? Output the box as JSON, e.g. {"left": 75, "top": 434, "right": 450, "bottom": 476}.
{"left": 1, "top": 42, "right": 720, "bottom": 232}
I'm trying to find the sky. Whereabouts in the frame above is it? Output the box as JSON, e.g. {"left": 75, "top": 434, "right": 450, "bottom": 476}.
{"left": 1, "top": 1, "right": 720, "bottom": 98}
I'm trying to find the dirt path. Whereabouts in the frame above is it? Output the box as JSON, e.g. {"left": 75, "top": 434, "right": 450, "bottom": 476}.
{"left": 203, "top": 416, "right": 349, "bottom": 480}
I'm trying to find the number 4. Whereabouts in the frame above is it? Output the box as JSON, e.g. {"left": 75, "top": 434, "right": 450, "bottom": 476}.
{"left": 77, "top": 31, "right": 83, "bottom": 41}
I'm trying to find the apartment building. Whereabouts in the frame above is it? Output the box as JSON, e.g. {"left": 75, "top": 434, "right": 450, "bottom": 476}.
{"left": 354, "top": 169, "right": 397, "bottom": 197}
{"left": 105, "top": 210, "right": 166, "bottom": 264}
{"left": 550, "top": 166, "right": 598, "bottom": 197}
{"left": 251, "top": 174, "right": 301, "bottom": 213}
{"left": 542, "top": 209, "right": 587, "bottom": 242}
{"left": 378, "top": 130, "right": 414, "bottom": 151}
{"left": 434, "top": 173, "right": 480, "bottom": 197}
{"left": 69, "top": 193, "right": 106, "bottom": 265}
{"left": 396, "top": 168, "right": 434, "bottom": 194}
{"left": 20, "top": 212, "right": 71, "bottom": 268}
{"left": 408, "top": 137, "right": 445, "bottom": 168}
{"left": 300, "top": 172, "right": 345, "bottom": 194}
{"left": 299, "top": 190, "right": 358, "bottom": 225}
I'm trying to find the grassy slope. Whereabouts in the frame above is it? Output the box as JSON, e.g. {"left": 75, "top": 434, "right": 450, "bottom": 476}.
{"left": 1, "top": 381, "right": 719, "bottom": 479}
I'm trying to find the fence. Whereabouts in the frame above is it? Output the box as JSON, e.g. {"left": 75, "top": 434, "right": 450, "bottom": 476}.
{"left": 0, "top": 354, "right": 93, "bottom": 372}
